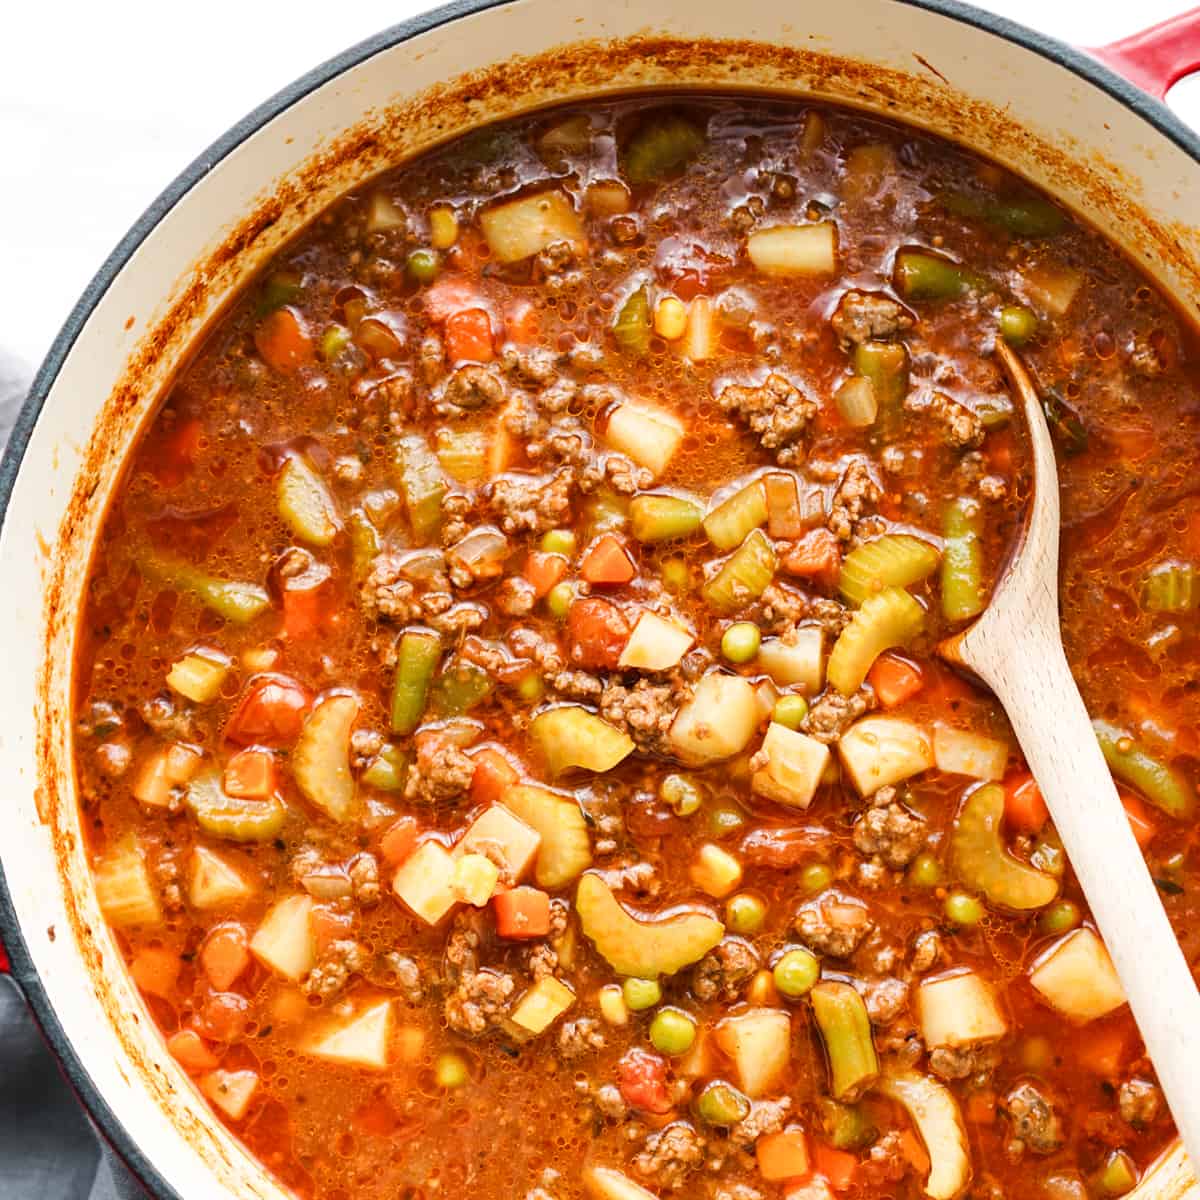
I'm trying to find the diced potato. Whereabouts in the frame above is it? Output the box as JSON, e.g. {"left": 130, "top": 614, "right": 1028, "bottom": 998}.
{"left": 715, "top": 1008, "right": 792, "bottom": 1098}
{"left": 747, "top": 223, "right": 838, "bottom": 276}
{"left": 1029, "top": 928, "right": 1126, "bottom": 1022}
{"left": 932, "top": 726, "right": 1009, "bottom": 781}
{"left": 189, "top": 845, "right": 255, "bottom": 909}
{"left": 249, "top": 894, "right": 315, "bottom": 981}
{"left": 133, "top": 742, "right": 202, "bottom": 808}
{"left": 583, "top": 1165, "right": 659, "bottom": 1200}
{"left": 306, "top": 999, "right": 393, "bottom": 1069}
{"left": 875, "top": 1066, "right": 971, "bottom": 1200}
{"left": 429, "top": 206, "right": 459, "bottom": 249}
{"left": 511, "top": 976, "right": 575, "bottom": 1034}
{"left": 690, "top": 843, "right": 743, "bottom": 898}
{"left": 530, "top": 707, "right": 634, "bottom": 775}
{"left": 752, "top": 723, "right": 831, "bottom": 809}
{"left": 277, "top": 455, "right": 341, "bottom": 547}
{"left": 94, "top": 836, "right": 161, "bottom": 927}
{"left": 917, "top": 970, "right": 1008, "bottom": 1049}
{"left": 1022, "top": 261, "right": 1083, "bottom": 316}
{"left": 452, "top": 853, "right": 500, "bottom": 906}
{"left": 200, "top": 1069, "right": 259, "bottom": 1121}
{"left": 502, "top": 783, "right": 592, "bottom": 889}
{"left": 480, "top": 190, "right": 584, "bottom": 264}
{"left": 166, "top": 650, "right": 230, "bottom": 704}
{"left": 669, "top": 673, "right": 760, "bottom": 765}
{"left": 605, "top": 403, "right": 686, "bottom": 479}
{"left": 759, "top": 627, "right": 824, "bottom": 694}
{"left": 292, "top": 692, "right": 360, "bottom": 823}
{"left": 393, "top": 840, "right": 459, "bottom": 925}
{"left": 587, "top": 181, "right": 632, "bottom": 216}
{"left": 457, "top": 804, "right": 542, "bottom": 882}
{"left": 366, "top": 192, "right": 405, "bottom": 232}
{"left": 838, "top": 716, "right": 934, "bottom": 795}
{"left": 618, "top": 612, "right": 694, "bottom": 671}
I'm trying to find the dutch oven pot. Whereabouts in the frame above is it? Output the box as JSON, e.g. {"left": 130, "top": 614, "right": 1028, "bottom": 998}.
{"left": 2, "top": 2, "right": 1200, "bottom": 1196}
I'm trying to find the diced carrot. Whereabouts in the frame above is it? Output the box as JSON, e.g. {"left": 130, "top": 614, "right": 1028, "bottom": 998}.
{"left": 424, "top": 277, "right": 482, "bottom": 322}
{"left": 756, "top": 1128, "right": 812, "bottom": 1182}
{"left": 1120, "top": 789, "right": 1159, "bottom": 849}
{"left": 493, "top": 886, "right": 552, "bottom": 938}
{"left": 565, "top": 597, "right": 631, "bottom": 670}
{"left": 224, "top": 748, "right": 276, "bottom": 800}
{"left": 380, "top": 816, "right": 420, "bottom": 867}
{"left": 524, "top": 550, "right": 569, "bottom": 599}
{"left": 167, "top": 1029, "right": 221, "bottom": 1073}
{"left": 152, "top": 416, "right": 203, "bottom": 485}
{"left": 1076, "top": 1021, "right": 1133, "bottom": 1078}
{"left": 444, "top": 308, "right": 494, "bottom": 363}
{"left": 867, "top": 653, "right": 924, "bottom": 708}
{"left": 505, "top": 299, "right": 539, "bottom": 345}
{"left": 1003, "top": 770, "right": 1049, "bottom": 835}
{"left": 254, "top": 307, "right": 314, "bottom": 373}
{"left": 224, "top": 674, "right": 312, "bottom": 747}
{"left": 133, "top": 743, "right": 201, "bottom": 808}
{"left": 812, "top": 1142, "right": 858, "bottom": 1192}
{"left": 580, "top": 534, "right": 636, "bottom": 585}
{"left": 130, "top": 946, "right": 182, "bottom": 999}
{"left": 469, "top": 748, "right": 520, "bottom": 807}
{"left": 200, "top": 923, "right": 251, "bottom": 991}
{"left": 781, "top": 528, "right": 842, "bottom": 589}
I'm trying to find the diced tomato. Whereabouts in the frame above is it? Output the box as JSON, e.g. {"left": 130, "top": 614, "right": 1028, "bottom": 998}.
{"left": 897, "top": 1128, "right": 931, "bottom": 1175}
{"left": 469, "top": 747, "right": 520, "bottom": 807}
{"left": 580, "top": 534, "right": 636, "bottom": 585}
{"left": 224, "top": 674, "right": 312, "bottom": 747}
{"left": 739, "top": 825, "right": 834, "bottom": 868}
{"left": 380, "top": 816, "right": 420, "bottom": 868}
{"left": 167, "top": 1029, "right": 221, "bottom": 1073}
{"left": 811, "top": 1142, "right": 858, "bottom": 1192}
{"left": 224, "top": 748, "right": 277, "bottom": 799}
{"left": 867, "top": 653, "right": 924, "bottom": 708}
{"left": 524, "top": 550, "right": 568, "bottom": 599}
{"left": 200, "top": 923, "right": 251, "bottom": 991}
{"left": 1076, "top": 1020, "right": 1133, "bottom": 1078}
{"left": 1003, "top": 770, "right": 1049, "bottom": 835}
{"left": 424, "top": 277, "right": 482, "bottom": 323}
{"left": 505, "top": 299, "right": 539, "bottom": 345}
{"left": 254, "top": 307, "right": 314, "bottom": 373}
{"left": 197, "top": 991, "right": 251, "bottom": 1043}
{"left": 781, "top": 528, "right": 842, "bottom": 589}
{"left": 565, "top": 597, "right": 631, "bottom": 670}
{"left": 493, "top": 886, "right": 551, "bottom": 939}
{"left": 445, "top": 307, "right": 494, "bottom": 363}
{"left": 281, "top": 583, "right": 332, "bottom": 639}
{"left": 310, "top": 905, "right": 355, "bottom": 955}
{"left": 130, "top": 946, "right": 182, "bottom": 999}
{"left": 1120, "top": 789, "right": 1159, "bottom": 849}
{"left": 616, "top": 1048, "right": 672, "bottom": 1114}
{"left": 152, "top": 416, "right": 204, "bottom": 486}
{"left": 756, "top": 1129, "right": 812, "bottom": 1182}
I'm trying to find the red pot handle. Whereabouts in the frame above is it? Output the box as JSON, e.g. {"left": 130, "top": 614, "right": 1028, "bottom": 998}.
{"left": 1089, "top": 7, "right": 1200, "bottom": 100}
{"left": 0, "top": 936, "right": 9, "bottom": 974}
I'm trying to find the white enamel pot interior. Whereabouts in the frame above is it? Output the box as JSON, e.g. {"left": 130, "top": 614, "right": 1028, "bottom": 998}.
{"left": 2, "top": 1, "right": 1199, "bottom": 1197}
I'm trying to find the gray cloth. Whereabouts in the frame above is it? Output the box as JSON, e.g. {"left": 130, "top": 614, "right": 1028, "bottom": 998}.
{"left": 0, "top": 348, "right": 144, "bottom": 1198}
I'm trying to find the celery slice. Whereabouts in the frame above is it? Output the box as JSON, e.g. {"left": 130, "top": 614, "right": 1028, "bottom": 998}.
{"left": 503, "top": 783, "right": 592, "bottom": 889}
{"left": 941, "top": 498, "right": 985, "bottom": 622}
{"left": 530, "top": 706, "right": 634, "bottom": 775}
{"left": 361, "top": 743, "right": 408, "bottom": 791}
{"left": 1094, "top": 720, "right": 1196, "bottom": 819}
{"left": 702, "top": 529, "right": 777, "bottom": 614}
{"left": 277, "top": 455, "right": 341, "bottom": 547}
{"left": 853, "top": 341, "right": 909, "bottom": 438}
{"left": 827, "top": 586, "right": 924, "bottom": 695}
{"left": 810, "top": 982, "right": 879, "bottom": 1101}
{"left": 431, "top": 657, "right": 493, "bottom": 716}
{"left": 139, "top": 553, "right": 269, "bottom": 625}
{"left": 704, "top": 480, "right": 768, "bottom": 551}
{"left": 293, "top": 693, "right": 360, "bottom": 823}
{"left": 629, "top": 494, "right": 703, "bottom": 543}
{"left": 1141, "top": 561, "right": 1197, "bottom": 614}
{"left": 393, "top": 435, "right": 446, "bottom": 543}
{"left": 613, "top": 286, "right": 651, "bottom": 355}
{"left": 186, "top": 770, "right": 287, "bottom": 842}
{"left": 839, "top": 534, "right": 941, "bottom": 606}
{"left": 391, "top": 630, "right": 442, "bottom": 735}
{"left": 623, "top": 113, "right": 705, "bottom": 185}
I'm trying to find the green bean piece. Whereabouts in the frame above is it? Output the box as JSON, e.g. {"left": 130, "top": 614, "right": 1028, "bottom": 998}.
{"left": 941, "top": 497, "right": 986, "bottom": 622}
{"left": 1094, "top": 720, "right": 1196, "bottom": 819}
{"left": 810, "top": 981, "right": 880, "bottom": 1101}
{"left": 941, "top": 192, "right": 1066, "bottom": 238}
{"left": 630, "top": 494, "right": 704, "bottom": 543}
{"left": 613, "top": 285, "right": 652, "bottom": 355}
{"left": 361, "top": 743, "right": 409, "bottom": 791}
{"left": 999, "top": 305, "right": 1038, "bottom": 346}
{"left": 773, "top": 948, "right": 820, "bottom": 998}
{"left": 649, "top": 1008, "right": 697, "bottom": 1055}
{"left": 853, "top": 340, "right": 909, "bottom": 438}
{"left": 818, "top": 1098, "right": 878, "bottom": 1151}
{"left": 893, "top": 249, "right": 975, "bottom": 302}
{"left": 623, "top": 113, "right": 706, "bottom": 185}
{"left": 406, "top": 248, "right": 440, "bottom": 285}
{"left": 138, "top": 554, "right": 270, "bottom": 625}
{"left": 772, "top": 694, "right": 809, "bottom": 730}
{"left": 696, "top": 1081, "right": 751, "bottom": 1126}
{"left": 622, "top": 977, "right": 662, "bottom": 1011}
{"left": 391, "top": 630, "right": 442, "bottom": 735}
{"left": 430, "top": 657, "right": 492, "bottom": 716}
{"left": 255, "top": 269, "right": 302, "bottom": 316}
{"left": 1141, "top": 562, "right": 1197, "bottom": 614}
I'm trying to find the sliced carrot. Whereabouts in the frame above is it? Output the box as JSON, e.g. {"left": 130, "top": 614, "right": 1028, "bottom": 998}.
{"left": 223, "top": 748, "right": 276, "bottom": 800}
{"left": 444, "top": 308, "right": 494, "bottom": 363}
{"left": 200, "top": 923, "right": 251, "bottom": 991}
{"left": 756, "top": 1128, "right": 812, "bottom": 1182}
{"left": 493, "top": 886, "right": 552, "bottom": 938}
{"left": 380, "top": 816, "right": 420, "bottom": 867}
{"left": 254, "top": 307, "right": 314, "bottom": 372}
{"left": 469, "top": 747, "right": 520, "bottom": 807}
{"left": 424, "top": 277, "right": 481, "bottom": 322}
{"left": 1076, "top": 1020, "right": 1133, "bottom": 1078}
{"left": 811, "top": 1142, "right": 858, "bottom": 1192}
{"left": 867, "top": 653, "right": 924, "bottom": 708}
{"left": 524, "top": 550, "right": 569, "bottom": 599}
{"left": 580, "top": 534, "right": 636, "bottom": 586}
{"left": 781, "top": 528, "right": 842, "bottom": 589}
{"left": 505, "top": 299, "right": 539, "bottom": 345}
{"left": 130, "top": 946, "right": 182, "bottom": 999}
{"left": 167, "top": 1029, "right": 220, "bottom": 1074}
{"left": 1003, "top": 770, "right": 1049, "bottom": 835}
{"left": 1120, "top": 789, "right": 1159, "bottom": 849}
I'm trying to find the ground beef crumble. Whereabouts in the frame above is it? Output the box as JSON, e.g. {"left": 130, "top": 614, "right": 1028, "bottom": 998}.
{"left": 716, "top": 372, "right": 816, "bottom": 464}
{"left": 831, "top": 290, "right": 914, "bottom": 350}
{"left": 794, "top": 890, "right": 874, "bottom": 957}
{"left": 488, "top": 469, "right": 575, "bottom": 534}
{"left": 852, "top": 793, "right": 926, "bottom": 868}
{"left": 691, "top": 937, "right": 760, "bottom": 1002}
{"left": 802, "top": 687, "right": 875, "bottom": 744}
{"left": 304, "top": 940, "right": 366, "bottom": 1000}
{"left": 907, "top": 390, "right": 985, "bottom": 450}
{"left": 1003, "top": 1081, "right": 1065, "bottom": 1157}
{"left": 404, "top": 734, "right": 476, "bottom": 806}
{"left": 633, "top": 1123, "right": 708, "bottom": 1190}
{"left": 827, "top": 458, "right": 884, "bottom": 543}
{"left": 1117, "top": 1078, "right": 1162, "bottom": 1128}
{"left": 599, "top": 677, "right": 689, "bottom": 756}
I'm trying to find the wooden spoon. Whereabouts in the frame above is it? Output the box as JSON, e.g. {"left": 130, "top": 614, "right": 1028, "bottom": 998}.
{"left": 939, "top": 340, "right": 1200, "bottom": 1170}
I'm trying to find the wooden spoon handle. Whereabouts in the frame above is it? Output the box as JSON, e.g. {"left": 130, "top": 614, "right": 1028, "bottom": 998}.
{"left": 981, "top": 624, "right": 1200, "bottom": 1167}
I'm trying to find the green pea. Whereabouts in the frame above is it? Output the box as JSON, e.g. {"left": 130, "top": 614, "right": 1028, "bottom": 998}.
{"left": 406, "top": 248, "right": 440, "bottom": 285}
{"left": 726, "top": 893, "right": 767, "bottom": 934}
{"left": 649, "top": 1007, "right": 697, "bottom": 1056}
{"left": 697, "top": 1081, "right": 751, "bottom": 1126}
{"left": 434, "top": 1051, "right": 468, "bottom": 1088}
{"left": 1095, "top": 1150, "right": 1138, "bottom": 1197}
{"left": 944, "top": 891, "right": 985, "bottom": 927}
{"left": 721, "top": 621, "right": 762, "bottom": 664}
{"left": 622, "top": 978, "right": 662, "bottom": 1012}
{"left": 999, "top": 304, "right": 1038, "bottom": 346}
{"left": 773, "top": 948, "right": 820, "bottom": 998}
{"left": 662, "top": 557, "right": 691, "bottom": 593}
{"left": 517, "top": 673, "right": 545, "bottom": 703}
{"left": 906, "top": 852, "right": 942, "bottom": 889}
{"left": 1037, "top": 899, "right": 1082, "bottom": 936}
{"left": 320, "top": 323, "right": 352, "bottom": 362}
{"left": 771, "top": 694, "right": 809, "bottom": 730}
{"left": 660, "top": 773, "right": 703, "bottom": 817}
{"left": 800, "top": 863, "right": 833, "bottom": 895}
{"left": 541, "top": 528, "right": 577, "bottom": 557}
{"left": 546, "top": 581, "right": 574, "bottom": 620}
{"left": 708, "top": 805, "right": 746, "bottom": 838}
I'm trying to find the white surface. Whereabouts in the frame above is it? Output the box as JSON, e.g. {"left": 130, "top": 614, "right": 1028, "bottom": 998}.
{"left": 1, "top": 0, "right": 1198, "bottom": 372}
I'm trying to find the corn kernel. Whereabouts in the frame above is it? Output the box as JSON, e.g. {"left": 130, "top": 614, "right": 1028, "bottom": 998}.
{"left": 451, "top": 853, "right": 500, "bottom": 907}
{"left": 689, "top": 843, "right": 744, "bottom": 898}
{"left": 430, "top": 206, "right": 459, "bottom": 249}
{"left": 598, "top": 983, "right": 628, "bottom": 1026}
{"left": 654, "top": 296, "right": 687, "bottom": 340}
